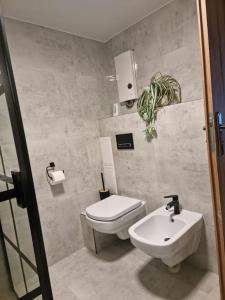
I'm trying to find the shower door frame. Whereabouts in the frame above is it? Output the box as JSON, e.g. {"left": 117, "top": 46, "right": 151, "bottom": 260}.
{"left": 0, "top": 17, "right": 53, "bottom": 300}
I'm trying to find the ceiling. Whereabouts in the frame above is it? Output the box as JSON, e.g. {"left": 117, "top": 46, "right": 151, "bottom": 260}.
{"left": 1, "top": 0, "right": 172, "bottom": 42}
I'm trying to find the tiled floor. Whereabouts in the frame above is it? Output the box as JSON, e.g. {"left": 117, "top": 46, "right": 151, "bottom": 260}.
{"left": 49, "top": 240, "right": 220, "bottom": 300}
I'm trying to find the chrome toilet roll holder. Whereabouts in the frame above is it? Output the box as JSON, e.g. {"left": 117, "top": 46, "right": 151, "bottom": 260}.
{"left": 46, "top": 162, "right": 65, "bottom": 185}
{"left": 46, "top": 162, "right": 56, "bottom": 181}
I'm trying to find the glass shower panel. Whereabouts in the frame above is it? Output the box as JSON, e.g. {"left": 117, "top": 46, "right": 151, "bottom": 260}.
{"left": 12, "top": 200, "right": 36, "bottom": 265}
{"left": 0, "top": 199, "right": 16, "bottom": 244}
{"left": 0, "top": 93, "right": 19, "bottom": 176}
{"left": 0, "top": 20, "right": 52, "bottom": 298}
{"left": 23, "top": 260, "right": 40, "bottom": 292}
{"left": 5, "top": 241, "right": 27, "bottom": 298}
{"left": 0, "top": 78, "right": 40, "bottom": 297}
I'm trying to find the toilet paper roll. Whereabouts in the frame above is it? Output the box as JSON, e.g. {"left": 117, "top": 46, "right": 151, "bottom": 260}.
{"left": 49, "top": 170, "right": 65, "bottom": 185}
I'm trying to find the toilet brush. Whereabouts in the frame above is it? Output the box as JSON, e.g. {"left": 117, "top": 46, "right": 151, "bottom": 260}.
{"left": 99, "top": 172, "right": 110, "bottom": 200}
{"left": 101, "top": 172, "right": 105, "bottom": 191}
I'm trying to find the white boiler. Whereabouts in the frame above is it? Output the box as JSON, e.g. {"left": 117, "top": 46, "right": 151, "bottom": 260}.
{"left": 114, "top": 50, "right": 138, "bottom": 103}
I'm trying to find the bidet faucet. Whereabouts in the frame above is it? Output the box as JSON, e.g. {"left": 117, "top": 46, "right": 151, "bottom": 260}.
{"left": 164, "top": 195, "right": 180, "bottom": 215}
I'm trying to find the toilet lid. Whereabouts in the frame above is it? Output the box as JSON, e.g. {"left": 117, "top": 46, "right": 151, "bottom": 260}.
{"left": 86, "top": 195, "right": 142, "bottom": 221}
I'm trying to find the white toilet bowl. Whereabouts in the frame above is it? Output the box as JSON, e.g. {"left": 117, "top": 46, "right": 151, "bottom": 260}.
{"left": 85, "top": 195, "right": 146, "bottom": 240}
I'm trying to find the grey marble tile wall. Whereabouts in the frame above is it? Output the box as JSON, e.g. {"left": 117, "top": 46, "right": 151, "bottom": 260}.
{"left": 4, "top": 18, "right": 114, "bottom": 266}
{"left": 103, "top": 0, "right": 203, "bottom": 115}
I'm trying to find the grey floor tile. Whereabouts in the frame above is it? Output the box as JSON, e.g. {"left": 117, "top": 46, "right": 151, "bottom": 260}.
{"left": 53, "top": 286, "right": 78, "bottom": 300}
{"left": 49, "top": 240, "right": 220, "bottom": 300}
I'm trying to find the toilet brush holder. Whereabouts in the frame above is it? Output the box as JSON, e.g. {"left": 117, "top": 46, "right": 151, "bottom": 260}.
{"left": 99, "top": 172, "right": 110, "bottom": 200}
{"left": 99, "top": 189, "right": 110, "bottom": 200}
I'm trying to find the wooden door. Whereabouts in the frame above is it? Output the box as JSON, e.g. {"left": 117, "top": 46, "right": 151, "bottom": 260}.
{"left": 197, "top": 0, "right": 225, "bottom": 299}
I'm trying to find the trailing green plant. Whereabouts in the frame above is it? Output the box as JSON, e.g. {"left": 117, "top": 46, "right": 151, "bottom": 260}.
{"left": 137, "top": 73, "right": 181, "bottom": 138}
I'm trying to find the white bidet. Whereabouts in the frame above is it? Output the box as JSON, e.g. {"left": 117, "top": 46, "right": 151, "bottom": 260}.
{"left": 128, "top": 205, "right": 203, "bottom": 268}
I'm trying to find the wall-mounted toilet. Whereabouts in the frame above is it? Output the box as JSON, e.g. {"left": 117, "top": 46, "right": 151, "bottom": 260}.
{"left": 85, "top": 195, "right": 146, "bottom": 240}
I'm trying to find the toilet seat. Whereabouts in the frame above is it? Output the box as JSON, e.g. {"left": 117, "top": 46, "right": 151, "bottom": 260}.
{"left": 85, "top": 196, "right": 146, "bottom": 239}
{"left": 86, "top": 195, "right": 142, "bottom": 221}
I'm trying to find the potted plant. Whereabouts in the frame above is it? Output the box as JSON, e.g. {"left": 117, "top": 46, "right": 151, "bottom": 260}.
{"left": 137, "top": 73, "right": 181, "bottom": 138}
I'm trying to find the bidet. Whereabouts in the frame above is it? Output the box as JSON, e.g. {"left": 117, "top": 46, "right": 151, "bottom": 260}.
{"left": 128, "top": 205, "right": 203, "bottom": 270}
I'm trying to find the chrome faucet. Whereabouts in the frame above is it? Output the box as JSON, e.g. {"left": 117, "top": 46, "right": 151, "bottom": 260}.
{"left": 164, "top": 195, "right": 180, "bottom": 215}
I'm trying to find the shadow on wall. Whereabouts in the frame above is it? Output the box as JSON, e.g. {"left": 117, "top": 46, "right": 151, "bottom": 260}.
{"left": 50, "top": 183, "right": 65, "bottom": 197}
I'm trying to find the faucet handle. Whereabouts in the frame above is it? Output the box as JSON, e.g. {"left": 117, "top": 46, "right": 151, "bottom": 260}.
{"left": 164, "top": 195, "right": 179, "bottom": 201}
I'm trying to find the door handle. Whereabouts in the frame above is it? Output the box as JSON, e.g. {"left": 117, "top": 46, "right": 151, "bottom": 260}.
{"left": 215, "top": 112, "right": 225, "bottom": 156}
{"left": 11, "top": 171, "right": 27, "bottom": 208}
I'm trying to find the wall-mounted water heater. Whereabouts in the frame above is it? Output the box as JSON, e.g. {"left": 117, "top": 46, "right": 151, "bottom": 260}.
{"left": 114, "top": 50, "right": 138, "bottom": 104}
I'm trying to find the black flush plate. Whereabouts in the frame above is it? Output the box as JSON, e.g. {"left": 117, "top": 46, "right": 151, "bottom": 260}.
{"left": 116, "top": 133, "right": 134, "bottom": 150}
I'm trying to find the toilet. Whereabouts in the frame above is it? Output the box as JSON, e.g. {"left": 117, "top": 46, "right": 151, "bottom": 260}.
{"left": 85, "top": 195, "right": 146, "bottom": 240}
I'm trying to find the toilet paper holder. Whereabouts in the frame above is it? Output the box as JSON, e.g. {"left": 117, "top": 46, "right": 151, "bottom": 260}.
{"left": 46, "top": 162, "right": 65, "bottom": 185}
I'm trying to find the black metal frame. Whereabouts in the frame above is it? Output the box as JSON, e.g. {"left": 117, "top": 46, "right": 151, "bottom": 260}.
{"left": 0, "top": 17, "right": 53, "bottom": 299}
{"left": 0, "top": 146, "right": 29, "bottom": 298}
